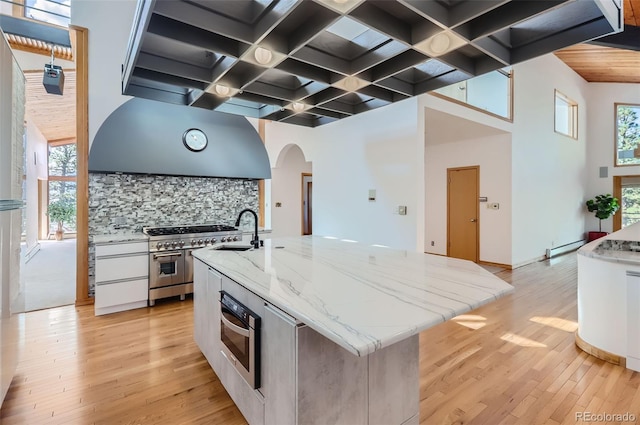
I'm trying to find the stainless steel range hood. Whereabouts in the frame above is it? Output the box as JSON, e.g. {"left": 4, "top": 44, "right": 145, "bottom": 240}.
{"left": 89, "top": 98, "right": 271, "bottom": 179}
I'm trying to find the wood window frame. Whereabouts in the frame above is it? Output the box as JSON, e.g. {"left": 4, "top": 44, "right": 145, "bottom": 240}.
{"left": 554, "top": 89, "right": 578, "bottom": 140}
{"left": 613, "top": 103, "right": 640, "bottom": 167}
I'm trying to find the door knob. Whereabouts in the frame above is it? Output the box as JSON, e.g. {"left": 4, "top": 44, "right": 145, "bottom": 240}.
{"left": 470, "top": 218, "right": 477, "bottom": 222}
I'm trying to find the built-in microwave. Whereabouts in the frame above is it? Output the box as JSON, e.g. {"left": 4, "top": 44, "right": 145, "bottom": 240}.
{"left": 219, "top": 291, "right": 261, "bottom": 389}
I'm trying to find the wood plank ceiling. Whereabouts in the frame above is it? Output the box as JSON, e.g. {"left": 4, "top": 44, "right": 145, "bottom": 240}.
{"left": 554, "top": 0, "right": 640, "bottom": 83}
{"left": 24, "top": 70, "right": 76, "bottom": 142}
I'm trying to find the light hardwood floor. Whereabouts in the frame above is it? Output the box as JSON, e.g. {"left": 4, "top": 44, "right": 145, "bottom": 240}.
{"left": 1, "top": 253, "right": 638, "bottom": 424}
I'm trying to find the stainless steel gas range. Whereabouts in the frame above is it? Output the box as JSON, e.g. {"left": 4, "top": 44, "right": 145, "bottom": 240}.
{"left": 143, "top": 224, "right": 242, "bottom": 306}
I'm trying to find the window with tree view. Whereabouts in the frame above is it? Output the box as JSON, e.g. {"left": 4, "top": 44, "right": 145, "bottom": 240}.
{"left": 48, "top": 143, "right": 76, "bottom": 234}
{"left": 615, "top": 103, "right": 640, "bottom": 166}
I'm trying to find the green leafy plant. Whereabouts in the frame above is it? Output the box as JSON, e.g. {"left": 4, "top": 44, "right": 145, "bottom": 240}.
{"left": 586, "top": 194, "right": 620, "bottom": 232}
{"left": 47, "top": 199, "right": 76, "bottom": 233}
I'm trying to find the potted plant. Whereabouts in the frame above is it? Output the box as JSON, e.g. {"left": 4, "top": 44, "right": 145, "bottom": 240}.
{"left": 47, "top": 199, "right": 75, "bottom": 241}
{"left": 585, "top": 194, "right": 620, "bottom": 242}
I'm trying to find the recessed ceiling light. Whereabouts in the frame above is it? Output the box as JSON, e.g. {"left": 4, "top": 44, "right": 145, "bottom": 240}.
{"left": 343, "top": 76, "right": 359, "bottom": 91}
{"left": 333, "top": 0, "right": 349, "bottom": 3}
{"left": 214, "top": 85, "right": 230, "bottom": 96}
{"left": 430, "top": 33, "right": 451, "bottom": 54}
{"left": 292, "top": 102, "right": 306, "bottom": 112}
{"left": 254, "top": 47, "right": 273, "bottom": 65}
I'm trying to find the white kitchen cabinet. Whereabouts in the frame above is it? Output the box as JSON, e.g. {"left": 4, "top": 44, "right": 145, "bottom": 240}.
{"left": 262, "top": 304, "right": 297, "bottom": 425}
{"left": 627, "top": 271, "right": 640, "bottom": 372}
{"left": 94, "top": 241, "right": 149, "bottom": 316}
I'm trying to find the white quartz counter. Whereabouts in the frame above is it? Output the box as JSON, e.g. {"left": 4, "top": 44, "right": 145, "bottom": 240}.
{"left": 92, "top": 232, "right": 148, "bottom": 244}
{"left": 578, "top": 222, "right": 640, "bottom": 266}
{"left": 192, "top": 236, "right": 513, "bottom": 356}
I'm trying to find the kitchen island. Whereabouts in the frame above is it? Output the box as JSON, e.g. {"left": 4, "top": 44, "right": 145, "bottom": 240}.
{"left": 577, "top": 222, "right": 640, "bottom": 372}
{"left": 192, "top": 236, "right": 513, "bottom": 425}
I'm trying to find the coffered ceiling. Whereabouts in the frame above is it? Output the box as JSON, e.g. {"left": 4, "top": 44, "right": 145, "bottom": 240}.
{"left": 122, "top": 0, "right": 622, "bottom": 127}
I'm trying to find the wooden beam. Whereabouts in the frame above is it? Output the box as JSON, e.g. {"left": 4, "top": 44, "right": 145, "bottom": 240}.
{"left": 69, "top": 25, "right": 92, "bottom": 306}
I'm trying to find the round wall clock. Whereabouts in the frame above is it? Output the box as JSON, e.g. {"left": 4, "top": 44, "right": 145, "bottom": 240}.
{"left": 183, "top": 128, "right": 208, "bottom": 152}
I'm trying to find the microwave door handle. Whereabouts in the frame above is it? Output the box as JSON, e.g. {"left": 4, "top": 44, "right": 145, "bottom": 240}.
{"left": 220, "top": 313, "right": 250, "bottom": 337}
{"left": 153, "top": 252, "right": 182, "bottom": 259}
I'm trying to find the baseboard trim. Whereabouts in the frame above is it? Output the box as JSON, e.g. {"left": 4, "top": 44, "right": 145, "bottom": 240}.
{"left": 546, "top": 240, "right": 585, "bottom": 259}
{"left": 575, "top": 330, "right": 626, "bottom": 367}
{"left": 478, "top": 261, "right": 512, "bottom": 270}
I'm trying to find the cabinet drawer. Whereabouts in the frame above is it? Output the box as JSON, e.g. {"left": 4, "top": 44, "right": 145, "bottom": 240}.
{"left": 95, "top": 241, "right": 148, "bottom": 257}
{"left": 95, "top": 278, "right": 148, "bottom": 308}
{"left": 96, "top": 253, "right": 148, "bottom": 282}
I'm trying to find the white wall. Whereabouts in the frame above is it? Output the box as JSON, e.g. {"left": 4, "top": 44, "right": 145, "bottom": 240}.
{"left": 270, "top": 145, "right": 312, "bottom": 238}
{"left": 265, "top": 98, "right": 421, "bottom": 250}
{"left": 424, "top": 108, "right": 512, "bottom": 265}
{"left": 70, "top": 0, "right": 136, "bottom": 147}
{"left": 24, "top": 119, "right": 48, "bottom": 249}
{"left": 586, "top": 83, "right": 640, "bottom": 232}
{"left": 510, "top": 54, "right": 590, "bottom": 267}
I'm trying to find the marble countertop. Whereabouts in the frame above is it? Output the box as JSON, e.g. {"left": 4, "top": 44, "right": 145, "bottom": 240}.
{"left": 93, "top": 232, "right": 148, "bottom": 244}
{"left": 578, "top": 222, "right": 640, "bottom": 266}
{"left": 192, "top": 236, "right": 514, "bottom": 357}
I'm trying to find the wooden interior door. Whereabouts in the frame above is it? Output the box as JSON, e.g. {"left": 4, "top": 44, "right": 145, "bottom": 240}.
{"left": 302, "top": 173, "right": 312, "bottom": 235}
{"left": 447, "top": 166, "right": 479, "bottom": 262}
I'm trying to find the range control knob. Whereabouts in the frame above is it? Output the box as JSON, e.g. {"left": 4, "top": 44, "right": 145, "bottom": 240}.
{"left": 233, "top": 236, "right": 239, "bottom": 241}
{"left": 156, "top": 242, "right": 163, "bottom": 250}
{"left": 221, "top": 237, "right": 227, "bottom": 242}
{"left": 171, "top": 241, "right": 177, "bottom": 248}
{"left": 204, "top": 238, "right": 210, "bottom": 245}
{"left": 211, "top": 238, "right": 217, "bottom": 244}
{"left": 179, "top": 241, "right": 185, "bottom": 248}
{"left": 164, "top": 242, "right": 170, "bottom": 248}
{"left": 198, "top": 239, "right": 203, "bottom": 245}
{"left": 191, "top": 239, "right": 197, "bottom": 246}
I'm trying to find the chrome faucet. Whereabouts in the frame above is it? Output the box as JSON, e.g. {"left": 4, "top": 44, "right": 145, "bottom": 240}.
{"left": 235, "top": 209, "right": 260, "bottom": 249}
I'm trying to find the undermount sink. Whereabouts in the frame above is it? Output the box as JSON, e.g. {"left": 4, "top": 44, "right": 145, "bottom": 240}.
{"left": 212, "top": 245, "right": 253, "bottom": 251}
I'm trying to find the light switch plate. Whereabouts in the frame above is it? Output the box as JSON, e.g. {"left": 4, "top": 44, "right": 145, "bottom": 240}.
{"left": 398, "top": 205, "right": 407, "bottom": 215}
{"left": 488, "top": 203, "right": 499, "bottom": 210}
{"left": 368, "top": 189, "right": 376, "bottom": 201}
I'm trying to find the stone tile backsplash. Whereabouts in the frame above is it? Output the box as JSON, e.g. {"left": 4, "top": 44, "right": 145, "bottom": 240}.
{"left": 88, "top": 172, "right": 259, "bottom": 295}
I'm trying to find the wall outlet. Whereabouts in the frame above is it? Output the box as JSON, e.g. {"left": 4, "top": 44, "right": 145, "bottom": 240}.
{"left": 488, "top": 203, "right": 499, "bottom": 210}
{"left": 398, "top": 205, "right": 407, "bottom": 215}
{"left": 431, "top": 241, "right": 435, "bottom": 246}
{"left": 275, "top": 202, "right": 282, "bottom": 207}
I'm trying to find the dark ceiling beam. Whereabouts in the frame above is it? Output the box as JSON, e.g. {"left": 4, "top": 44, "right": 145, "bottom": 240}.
{"left": 252, "top": 0, "right": 304, "bottom": 45}
{"left": 398, "top": 0, "right": 449, "bottom": 27}
{"left": 243, "top": 80, "right": 295, "bottom": 102}
{"left": 0, "top": 15, "right": 70, "bottom": 47}
{"left": 190, "top": 92, "right": 226, "bottom": 110}
{"left": 136, "top": 52, "right": 213, "bottom": 83}
{"left": 278, "top": 6, "right": 339, "bottom": 54}
{"left": 448, "top": 0, "right": 511, "bottom": 28}
{"left": 472, "top": 37, "right": 511, "bottom": 65}
{"left": 351, "top": 41, "right": 409, "bottom": 75}
{"left": 414, "top": 70, "right": 469, "bottom": 94}
{"left": 153, "top": 0, "right": 253, "bottom": 44}
{"left": 276, "top": 59, "right": 335, "bottom": 85}
{"left": 349, "top": 2, "right": 413, "bottom": 45}
{"left": 294, "top": 81, "right": 329, "bottom": 101}
{"left": 512, "top": 17, "right": 616, "bottom": 63}
{"left": 589, "top": 25, "right": 640, "bottom": 51}
{"left": 132, "top": 68, "right": 207, "bottom": 91}
{"left": 125, "top": 83, "right": 188, "bottom": 106}
{"left": 364, "top": 49, "right": 429, "bottom": 82}
{"left": 146, "top": 14, "right": 248, "bottom": 58}
{"left": 457, "top": 0, "right": 569, "bottom": 41}
{"left": 292, "top": 47, "right": 351, "bottom": 75}
{"left": 374, "top": 77, "right": 414, "bottom": 96}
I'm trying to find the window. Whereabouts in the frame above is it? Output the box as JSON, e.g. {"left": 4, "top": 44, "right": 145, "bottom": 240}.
{"left": 48, "top": 142, "right": 76, "bottom": 234}
{"left": 24, "top": 0, "right": 70, "bottom": 27}
{"left": 554, "top": 90, "right": 578, "bottom": 139}
{"left": 432, "top": 67, "right": 513, "bottom": 121}
{"left": 615, "top": 103, "right": 640, "bottom": 166}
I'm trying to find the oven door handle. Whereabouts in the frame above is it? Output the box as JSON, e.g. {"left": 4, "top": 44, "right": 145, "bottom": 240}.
{"left": 153, "top": 252, "right": 182, "bottom": 259}
{"left": 220, "top": 312, "right": 250, "bottom": 337}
